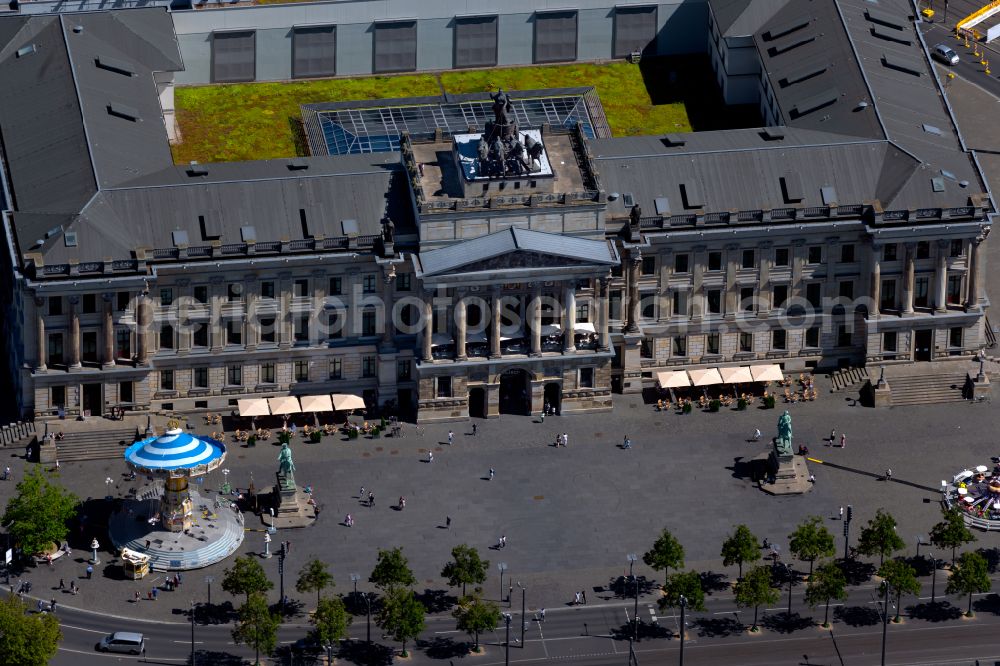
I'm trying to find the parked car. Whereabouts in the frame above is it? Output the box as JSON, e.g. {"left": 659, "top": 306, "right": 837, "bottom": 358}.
{"left": 96, "top": 632, "right": 145, "bottom": 655}
{"left": 932, "top": 43, "right": 960, "bottom": 65}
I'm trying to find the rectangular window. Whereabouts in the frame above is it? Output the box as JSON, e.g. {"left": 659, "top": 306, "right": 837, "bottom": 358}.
{"left": 47, "top": 333, "right": 64, "bottom": 365}
{"left": 881, "top": 279, "right": 896, "bottom": 311}
{"left": 672, "top": 336, "right": 687, "bottom": 356}
{"left": 193, "top": 286, "right": 208, "bottom": 304}
{"left": 707, "top": 290, "right": 722, "bottom": 314}
{"left": 774, "top": 248, "right": 790, "bottom": 266}
{"left": 613, "top": 5, "right": 657, "bottom": 58}
{"left": 534, "top": 10, "right": 578, "bottom": 63}
{"left": 641, "top": 256, "right": 656, "bottom": 275}
{"left": 670, "top": 291, "right": 685, "bottom": 316}
{"left": 226, "top": 320, "right": 242, "bottom": 346}
{"left": 292, "top": 25, "right": 336, "bottom": 79}
{"left": 772, "top": 329, "right": 786, "bottom": 350}
{"left": 212, "top": 31, "right": 256, "bottom": 83}
{"left": 773, "top": 285, "right": 788, "bottom": 308}
{"left": 48, "top": 297, "right": 62, "bottom": 316}
{"left": 261, "top": 281, "right": 275, "bottom": 299}
{"left": 708, "top": 251, "right": 722, "bottom": 271}
{"left": 374, "top": 21, "right": 417, "bottom": 73}
{"left": 576, "top": 302, "right": 590, "bottom": 322}
{"left": 950, "top": 326, "right": 963, "bottom": 348}
{"left": 947, "top": 275, "right": 962, "bottom": 304}
{"left": 610, "top": 290, "right": 623, "bottom": 320}
{"left": 193, "top": 323, "right": 208, "bottom": 348}
{"left": 322, "top": 277, "right": 340, "bottom": 296}
{"left": 329, "top": 358, "right": 342, "bottom": 380}
{"left": 51, "top": 385, "right": 65, "bottom": 408}
{"left": 805, "top": 327, "right": 820, "bottom": 348}
{"left": 293, "top": 279, "right": 309, "bottom": 298}
{"left": 82, "top": 331, "right": 98, "bottom": 363}
{"left": 82, "top": 294, "right": 97, "bottom": 314}
{"left": 294, "top": 315, "right": 309, "bottom": 342}
{"left": 396, "top": 273, "right": 411, "bottom": 291}
{"left": 327, "top": 312, "right": 343, "bottom": 340}
{"left": 363, "top": 274, "right": 378, "bottom": 293}
{"left": 916, "top": 241, "right": 930, "bottom": 259}
{"left": 838, "top": 244, "right": 854, "bottom": 263}
{"left": 807, "top": 246, "right": 822, "bottom": 264}
{"left": 674, "top": 254, "right": 689, "bottom": 273}
{"left": 117, "top": 291, "right": 130, "bottom": 311}
{"left": 739, "top": 332, "right": 753, "bottom": 352}
{"left": 837, "top": 325, "right": 851, "bottom": 347}
{"left": 806, "top": 283, "right": 821, "bottom": 309}
{"left": 120, "top": 381, "right": 133, "bottom": 404}
{"left": 260, "top": 318, "right": 276, "bottom": 344}
{"left": 641, "top": 297, "right": 656, "bottom": 320}
{"left": 294, "top": 360, "right": 309, "bottom": 382}
{"left": 579, "top": 367, "right": 594, "bottom": 388}
{"left": 950, "top": 239, "right": 964, "bottom": 258}
{"left": 454, "top": 15, "right": 498, "bottom": 68}
{"left": 160, "top": 324, "right": 174, "bottom": 350}
{"left": 839, "top": 281, "right": 854, "bottom": 300}
{"left": 194, "top": 367, "right": 209, "bottom": 389}
{"left": 914, "top": 277, "right": 929, "bottom": 308}
{"left": 227, "top": 365, "right": 242, "bottom": 386}
{"left": 116, "top": 328, "right": 131, "bottom": 359}
{"left": 362, "top": 355, "right": 377, "bottom": 378}
{"left": 740, "top": 287, "right": 754, "bottom": 312}
{"left": 362, "top": 308, "right": 377, "bottom": 336}
{"left": 741, "top": 249, "right": 755, "bottom": 269}
{"left": 706, "top": 333, "right": 720, "bottom": 355}
{"left": 227, "top": 284, "right": 242, "bottom": 302}
{"left": 883, "top": 244, "right": 898, "bottom": 261}
{"left": 161, "top": 370, "right": 174, "bottom": 391}
{"left": 160, "top": 288, "right": 173, "bottom": 306}
{"left": 261, "top": 362, "right": 275, "bottom": 384}
{"left": 397, "top": 359, "right": 411, "bottom": 381}
{"left": 883, "top": 331, "right": 897, "bottom": 353}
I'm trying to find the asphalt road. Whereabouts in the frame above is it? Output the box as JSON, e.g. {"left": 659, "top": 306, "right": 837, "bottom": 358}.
{"left": 922, "top": 22, "right": 1000, "bottom": 98}
{"left": 43, "top": 568, "right": 1000, "bottom": 665}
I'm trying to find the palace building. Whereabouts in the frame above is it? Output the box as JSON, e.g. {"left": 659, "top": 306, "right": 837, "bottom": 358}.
{"left": 0, "top": 0, "right": 993, "bottom": 423}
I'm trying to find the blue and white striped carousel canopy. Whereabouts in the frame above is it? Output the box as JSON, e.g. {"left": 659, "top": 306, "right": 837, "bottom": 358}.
{"left": 124, "top": 428, "right": 226, "bottom": 474}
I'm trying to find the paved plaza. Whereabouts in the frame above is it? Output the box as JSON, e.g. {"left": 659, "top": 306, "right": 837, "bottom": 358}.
{"left": 2, "top": 363, "right": 998, "bottom": 625}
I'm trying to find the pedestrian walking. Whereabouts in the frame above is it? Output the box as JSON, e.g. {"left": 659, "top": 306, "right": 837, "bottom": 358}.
{"left": 70, "top": 581, "right": 78, "bottom": 595}
{"left": 839, "top": 506, "right": 844, "bottom": 520}
{"left": 472, "top": 423, "right": 478, "bottom": 437}
{"left": 562, "top": 433, "right": 568, "bottom": 447}
{"left": 152, "top": 587, "right": 159, "bottom": 601}
{"left": 359, "top": 486, "right": 365, "bottom": 499}
{"left": 86, "top": 565, "right": 93, "bottom": 579}
{"left": 448, "top": 430, "right": 454, "bottom": 445}
{"left": 50, "top": 599, "right": 56, "bottom": 613}
{"left": 574, "top": 591, "right": 581, "bottom": 604}
{"left": 840, "top": 433, "right": 846, "bottom": 448}
{"left": 427, "top": 451, "right": 434, "bottom": 463}
{"left": 752, "top": 428, "right": 761, "bottom": 441}
{"left": 2, "top": 466, "right": 9, "bottom": 480}
{"left": 540, "top": 409, "right": 545, "bottom": 422}
{"left": 885, "top": 468, "right": 892, "bottom": 481}
{"left": 345, "top": 514, "right": 353, "bottom": 527}
{"left": 582, "top": 590, "right": 587, "bottom": 604}
{"left": 368, "top": 492, "right": 375, "bottom": 507}
{"left": 58, "top": 578, "right": 65, "bottom": 590}
{"left": 134, "top": 591, "right": 140, "bottom": 603}
{"left": 539, "top": 608, "right": 545, "bottom": 621}
{"left": 830, "top": 428, "right": 836, "bottom": 442}
{"left": 808, "top": 474, "right": 816, "bottom": 483}
{"left": 446, "top": 516, "right": 451, "bottom": 528}
{"left": 489, "top": 467, "right": 495, "bottom": 480}
{"left": 623, "top": 436, "right": 631, "bottom": 449}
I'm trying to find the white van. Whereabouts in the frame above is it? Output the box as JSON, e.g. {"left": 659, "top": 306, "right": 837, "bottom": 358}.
{"left": 96, "top": 632, "right": 145, "bottom": 655}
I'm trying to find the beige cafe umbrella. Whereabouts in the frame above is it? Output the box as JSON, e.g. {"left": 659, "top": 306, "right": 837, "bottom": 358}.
{"left": 331, "top": 393, "right": 367, "bottom": 412}
{"left": 750, "top": 364, "right": 784, "bottom": 382}
{"left": 688, "top": 368, "right": 723, "bottom": 387}
{"left": 268, "top": 396, "right": 302, "bottom": 415}
{"left": 299, "top": 395, "right": 333, "bottom": 427}
{"left": 718, "top": 366, "right": 753, "bottom": 384}
{"left": 237, "top": 398, "right": 270, "bottom": 430}
{"left": 656, "top": 370, "right": 691, "bottom": 389}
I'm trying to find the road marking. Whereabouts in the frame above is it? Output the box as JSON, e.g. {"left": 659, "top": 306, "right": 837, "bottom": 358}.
{"left": 172, "top": 640, "right": 204, "bottom": 644}
{"left": 434, "top": 629, "right": 461, "bottom": 634}
{"left": 60, "top": 623, "right": 109, "bottom": 634}
{"left": 58, "top": 646, "right": 187, "bottom": 662}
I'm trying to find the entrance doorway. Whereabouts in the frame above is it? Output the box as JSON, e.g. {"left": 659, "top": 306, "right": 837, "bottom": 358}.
{"left": 498, "top": 369, "right": 530, "bottom": 415}
{"left": 914, "top": 329, "right": 933, "bottom": 362}
{"left": 82, "top": 383, "right": 102, "bottom": 417}
{"left": 396, "top": 389, "right": 414, "bottom": 421}
{"left": 544, "top": 382, "right": 561, "bottom": 415}
{"left": 468, "top": 387, "right": 486, "bottom": 419}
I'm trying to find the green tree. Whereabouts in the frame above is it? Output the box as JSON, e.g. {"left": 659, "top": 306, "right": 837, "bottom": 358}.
{"left": 311, "top": 595, "right": 351, "bottom": 650}
{"left": 721, "top": 524, "right": 761, "bottom": 580}
{"left": 856, "top": 509, "right": 906, "bottom": 567}
{"left": 642, "top": 528, "right": 685, "bottom": 589}
{"left": 804, "top": 561, "right": 848, "bottom": 628}
{"left": 789, "top": 516, "right": 836, "bottom": 579}
{"left": 296, "top": 558, "right": 334, "bottom": 609}
{"left": 0, "top": 593, "right": 61, "bottom": 665}
{"left": 370, "top": 547, "right": 417, "bottom": 591}
{"left": 452, "top": 594, "right": 501, "bottom": 652}
{"left": 946, "top": 551, "right": 991, "bottom": 617}
{"left": 657, "top": 570, "right": 706, "bottom": 617}
{"left": 232, "top": 592, "right": 280, "bottom": 666}
{"left": 929, "top": 507, "right": 976, "bottom": 565}
{"left": 441, "top": 544, "right": 489, "bottom": 597}
{"left": 1, "top": 466, "right": 78, "bottom": 556}
{"left": 222, "top": 555, "right": 274, "bottom": 605}
{"left": 878, "top": 559, "right": 920, "bottom": 622}
{"left": 378, "top": 587, "right": 426, "bottom": 657}
{"left": 734, "top": 565, "right": 779, "bottom": 632}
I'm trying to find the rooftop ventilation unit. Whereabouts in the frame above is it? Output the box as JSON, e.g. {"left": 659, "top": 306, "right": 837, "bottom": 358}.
{"left": 341, "top": 219, "right": 360, "bottom": 237}
{"left": 186, "top": 162, "right": 208, "bottom": 177}
{"left": 931, "top": 177, "right": 945, "bottom": 193}
{"left": 780, "top": 64, "right": 827, "bottom": 87}
{"left": 287, "top": 158, "right": 309, "bottom": 171}
{"left": 762, "top": 126, "right": 786, "bottom": 140}
{"left": 881, "top": 53, "right": 922, "bottom": 76}
{"left": 45, "top": 225, "right": 63, "bottom": 239}
{"left": 680, "top": 180, "right": 704, "bottom": 209}
{"left": 790, "top": 90, "right": 839, "bottom": 118}
{"left": 764, "top": 17, "right": 810, "bottom": 41}
{"left": 64, "top": 231, "right": 78, "bottom": 248}
{"left": 781, "top": 172, "right": 804, "bottom": 203}
{"left": 107, "top": 103, "right": 140, "bottom": 122}
{"left": 16, "top": 44, "right": 37, "bottom": 58}
{"left": 171, "top": 230, "right": 189, "bottom": 246}
{"left": 95, "top": 56, "right": 134, "bottom": 77}
{"left": 865, "top": 7, "right": 905, "bottom": 30}
{"left": 922, "top": 123, "right": 943, "bottom": 136}
{"left": 662, "top": 134, "right": 687, "bottom": 147}
{"left": 240, "top": 226, "right": 256, "bottom": 242}
{"left": 871, "top": 25, "right": 911, "bottom": 44}
{"left": 820, "top": 186, "right": 838, "bottom": 206}
{"left": 769, "top": 33, "right": 817, "bottom": 56}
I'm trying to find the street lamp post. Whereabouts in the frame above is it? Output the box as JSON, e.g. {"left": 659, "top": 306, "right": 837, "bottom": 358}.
{"left": 498, "top": 562, "right": 508, "bottom": 604}
{"left": 190, "top": 600, "right": 196, "bottom": 666}
{"left": 517, "top": 581, "right": 526, "bottom": 647}
{"left": 916, "top": 536, "right": 925, "bottom": 560}
{"left": 785, "top": 563, "right": 794, "bottom": 616}
{"left": 361, "top": 592, "right": 372, "bottom": 645}
{"left": 632, "top": 574, "right": 640, "bottom": 644}
{"left": 105, "top": 477, "right": 113, "bottom": 500}
{"left": 205, "top": 576, "right": 214, "bottom": 608}
{"left": 503, "top": 612, "right": 511, "bottom": 666}
{"left": 678, "top": 594, "right": 687, "bottom": 666}
{"left": 262, "top": 532, "right": 272, "bottom": 559}
{"left": 930, "top": 553, "right": 938, "bottom": 605}
{"left": 90, "top": 538, "right": 100, "bottom": 565}
{"left": 627, "top": 553, "right": 638, "bottom": 579}
{"left": 881, "top": 581, "right": 891, "bottom": 666}
{"left": 843, "top": 505, "right": 853, "bottom": 560}
{"left": 323, "top": 643, "right": 333, "bottom": 666}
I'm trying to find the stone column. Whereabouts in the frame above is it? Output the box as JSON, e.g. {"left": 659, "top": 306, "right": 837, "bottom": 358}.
{"left": 871, "top": 255, "right": 881, "bottom": 317}
{"left": 966, "top": 237, "right": 981, "bottom": 310}
{"left": 598, "top": 277, "right": 611, "bottom": 351}
{"left": 421, "top": 289, "right": 433, "bottom": 362}
{"left": 724, "top": 245, "right": 738, "bottom": 317}
{"left": 625, "top": 250, "right": 641, "bottom": 333}
{"left": 34, "top": 298, "right": 46, "bottom": 372}
{"left": 136, "top": 293, "right": 150, "bottom": 365}
{"left": 244, "top": 281, "right": 258, "bottom": 352}
{"left": 68, "top": 296, "right": 81, "bottom": 369}
{"left": 902, "top": 244, "right": 915, "bottom": 315}
{"left": 381, "top": 267, "right": 396, "bottom": 350}
{"left": 530, "top": 284, "right": 542, "bottom": 356}
{"left": 757, "top": 247, "right": 771, "bottom": 316}
{"left": 563, "top": 283, "right": 576, "bottom": 352}
{"left": 102, "top": 293, "right": 116, "bottom": 368}
{"left": 935, "top": 241, "right": 948, "bottom": 313}
{"left": 279, "top": 277, "right": 292, "bottom": 350}
{"left": 210, "top": 285, "right": 224, "bottom": 352}
{"left": 490, "top": 290, "right": 502, "bottom": 359}
{"left": 455, "top": 296, "right": 468, "bottom": 361}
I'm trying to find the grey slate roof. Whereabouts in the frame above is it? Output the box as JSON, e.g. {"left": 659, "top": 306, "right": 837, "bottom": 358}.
{"left": 417, "top": 227, "right": 618, "bottom": 277}
{"left": 709, "top": 0, "right": 789, "bottom": 38}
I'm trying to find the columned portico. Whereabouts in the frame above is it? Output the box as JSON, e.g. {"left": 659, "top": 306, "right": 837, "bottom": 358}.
{"left": 421, "top": 288, "right": 433, "bottom": 362}
{"left": 871, "top": 244, "right": 881, "bottom": 316}
{"left": 563, "top": 285, "right": 576, "bottom": 352}
{"left": 68, "top": 296, "right": 81, "bottom": 370}
{"left": 935, "top": 241, "right": 948, "bottom": 313}
{"left": 966, "top": 237, "right": 981, "bottom": 310}
{"left": 490, "top": 289, "right": 502, "bottom": 359}
{"left": 902, "top": 243, "right": 915, "bottom": 315}
{"left": 102, "top": 293, "right": 115, "bottom": 368}
{"left": 455, "top": 296, "right": 468, "bottom": 361}
{"left": 34, "top": 298, "right": 46, "bottom": 372}
{"left": 530, "top": 284, "right": 542, "bottom": 357}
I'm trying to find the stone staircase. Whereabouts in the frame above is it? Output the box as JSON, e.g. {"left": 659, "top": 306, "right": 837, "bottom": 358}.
{"left": 885, "top": 373, "right": 969, "bottom": 406}
{"left": 55, "top": 427, "right": 138, "bottom": 462}
{"left": 829, "top": 367, "right": 869, "bottom": 393}
{"left": 0, "top": 421, "right": 36, "bottom": 447}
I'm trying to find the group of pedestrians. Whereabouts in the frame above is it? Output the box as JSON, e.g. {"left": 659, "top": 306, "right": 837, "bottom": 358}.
{"left": 552, "top": 433, "right": 569, "bottom": 447}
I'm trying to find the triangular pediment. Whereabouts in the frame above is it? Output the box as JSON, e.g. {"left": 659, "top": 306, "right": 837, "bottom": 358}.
{"left": 442, "top": 249, "right": 600, "bottom": 275}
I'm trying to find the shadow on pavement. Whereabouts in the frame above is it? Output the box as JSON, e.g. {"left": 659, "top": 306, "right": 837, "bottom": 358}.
{"left": 833, "top": 605, "right": 880, "bottom": 627}
{"left": 978, "top": 547, "right": 1000, "bottom": 573}
{"left": 336, "top": 639, "right": 395, "bottom": 666}
{"left": 908, "top": 601, "right": 964, "bottom": 622}
{"left": 415, "top": 588, "right": 458, "bottom": 614}
{"left": 189, "top": 649, "right": 244, "bottom": 665}
{"left": 607, "top": 575, "right": 656, "bottom": 599}
{"left": 973, "top": 593, "right": 1000, "bottom": 615}
{"left": 761, "top": 612, "right": 814, "bottom": 634}
{"left": 693, "top": 616, "right": 743, "bottom": 637}
{"left": 417, "top": 635, "right": 471, "bottom": 660}
{"left": 838, "top": 559, "right": 876, "bottom": 586}
{"left": 699, "top": 571, "right": 730, "bottom": 594}
{"left": 609, "top": 620, "right": 673, "bottom": 642}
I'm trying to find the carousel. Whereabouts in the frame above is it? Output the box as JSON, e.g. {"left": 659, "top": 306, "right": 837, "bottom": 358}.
{"left": 943, "top": 460, "right": 1000, "bottom": 529}
{"left": 108, "top": 422, "right": 245, "bottom": 571}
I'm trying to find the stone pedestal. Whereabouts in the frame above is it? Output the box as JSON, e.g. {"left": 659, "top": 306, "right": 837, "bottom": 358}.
{"left": 968, "top": 371, "right": 991, "bottom": 401}
{"left": 757, "top": 444, "right": 813, "bottom": 495}
{"left": 872, "top": 379, "right": 892, "bottom": 408}
{"left": 261, "top": 472, "right": 317, "bottom": 529}
{"left": 37, "top": 436, "right": 57, "bottom": 465}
